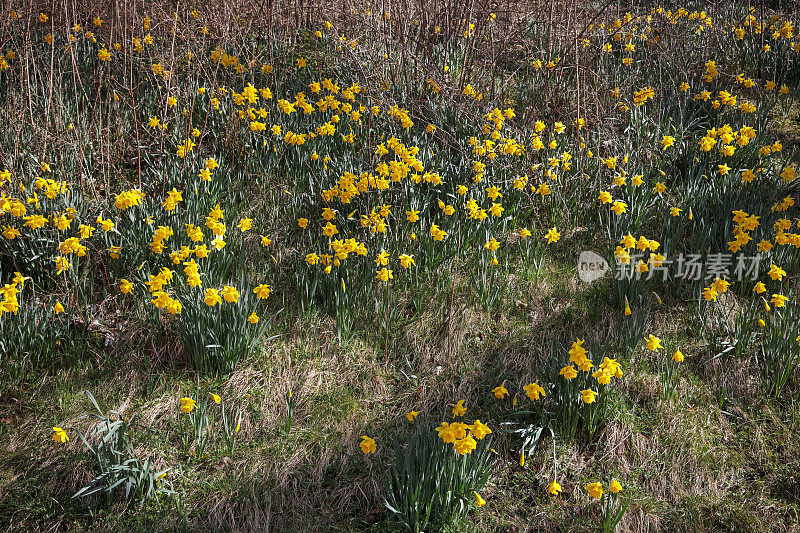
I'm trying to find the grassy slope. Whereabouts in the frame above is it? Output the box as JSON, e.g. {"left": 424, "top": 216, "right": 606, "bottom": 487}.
{"left": 1, "top": 224, "right": 798, "bottom": 532}
{"left": 2, "top": 4, "right": 800, "bottom": 533}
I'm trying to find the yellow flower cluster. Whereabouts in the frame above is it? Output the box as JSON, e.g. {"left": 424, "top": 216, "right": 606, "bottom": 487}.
{"left": 435, "top": 419, "right": 492, "bottom": 455}
{"left": 0, "top": 273, "right": 23, "bottom": 315}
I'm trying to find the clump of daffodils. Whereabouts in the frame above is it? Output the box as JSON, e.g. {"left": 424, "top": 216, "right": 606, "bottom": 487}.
{"left": 435, "top": 419, "right": 492, "bottom": 455}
